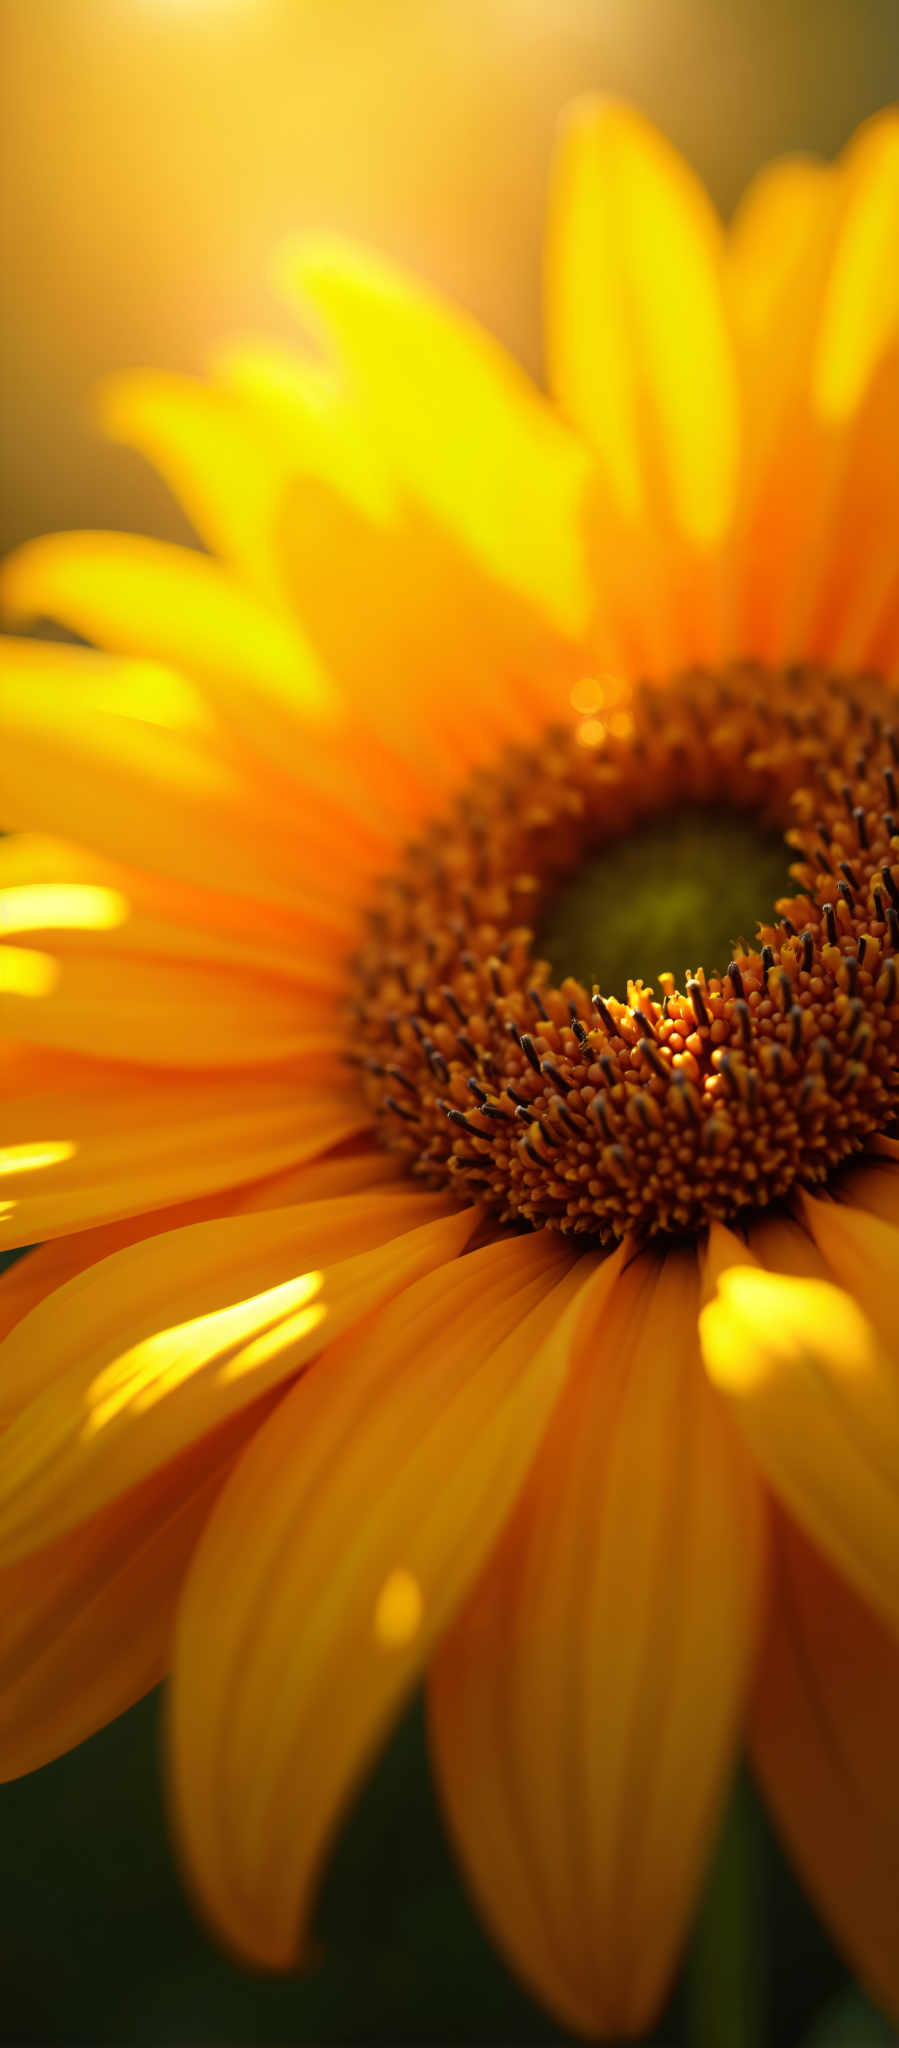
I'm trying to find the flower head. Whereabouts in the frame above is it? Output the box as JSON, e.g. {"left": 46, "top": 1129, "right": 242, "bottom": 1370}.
{"left": 1, "top": 98, "right": 898, "bottom": 2039}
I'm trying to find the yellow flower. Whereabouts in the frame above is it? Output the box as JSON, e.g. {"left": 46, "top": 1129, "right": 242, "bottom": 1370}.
{"left": 1, "top": 98, "right": 898, "bottom": 2038}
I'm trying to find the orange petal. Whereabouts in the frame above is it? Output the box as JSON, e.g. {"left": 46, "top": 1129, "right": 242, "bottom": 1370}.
{"left": 0, "top": 1397, "right": 270, "bottom": 1781}
{"left": 168, "top": 1229, "right": 587, "bottom": 1968}
{"left": 798, "top": 1189, "right": 899, "bottom": 1351}
{"left": 0, "top": 1192, "right": 474, "bottom": 1560}
{"left": 1, "top": 1043, "right": 367, "bottom": 1246}
{"left": 751, "top": 1508, "right": 899, "bottom": 2023}
{"left": 429, "top": 1246, "right": 764, "bottom": 2039}
{"left": 700, "top": 1262, "right": 899, "bottom": 1636}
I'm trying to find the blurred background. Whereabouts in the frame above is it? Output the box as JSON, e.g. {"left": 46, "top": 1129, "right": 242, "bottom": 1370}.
{"left": 2, "top": 1, "right": 899, "bottom": 2042}
{"left": 3, "top": 0, "right": 899, "bottom": 562}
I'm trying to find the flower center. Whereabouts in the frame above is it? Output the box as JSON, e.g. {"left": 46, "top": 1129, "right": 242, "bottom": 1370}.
{"left": 348, "top": 664, "right": 899, "bottom": 1243}
{"left": 536, "top": 808, "right": 793, "bottom": 997}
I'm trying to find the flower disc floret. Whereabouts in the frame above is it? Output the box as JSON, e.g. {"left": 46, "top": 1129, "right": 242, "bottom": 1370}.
{"left": 350, "top": 663, "right": 899, "bottom": 1240}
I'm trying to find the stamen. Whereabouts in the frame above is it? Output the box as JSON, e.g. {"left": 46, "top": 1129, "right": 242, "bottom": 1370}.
{"left": 350, "top": 662, "right": 899, "bottom": 1244}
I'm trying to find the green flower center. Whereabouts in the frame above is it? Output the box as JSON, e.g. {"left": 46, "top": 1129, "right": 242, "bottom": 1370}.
{"left": 537, "top": 807, "right": 793, "bottom": 998}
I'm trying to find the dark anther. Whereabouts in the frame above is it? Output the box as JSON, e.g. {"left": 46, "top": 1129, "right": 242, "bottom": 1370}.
{"left": 384, "top": 1095, "right": 420, "bottom": 1124}
{"left": 466, "top": 1078, "right": 488, "bottom": 1104}
{"left": 528, "top": 987, "right": 550, "bottom": 1020}
{"left": 815, "top": 852, "right": 833, "bottom": 874}
{"left": 841, "top": 783, "right": 854, "bottom": 817}
{"left": 671, "top": 1074, "right": 700, "bottom": 1124}
{"left": 523, "top": 1140, "right": 543, "bottom": 1169}
{"left": 446, "top": 1105, "right": 490, "bottom": 1140}
{"left": 881, "top": 864, "right": 899, "bottom": 908}
{"left": 506, "top": 1086, "right": 531, "bottom": 1108}
{"left": 598, "top": 1053, "right": 618, "bottom": 1086}
{"left": 536, "top": 1117, "right": 558, "bottom": 1148}
{"left": 761, "top": 945, "right": 775, "bottom": 973}
{"left": 589, "top": 1095, "right": 618, "bottom": 1141}
{"left": 887, "top": 727, "right": 899, "bottom": 764}
{"left": 553, "top": 1100, "right": 582, "bottom": 1135}
{"left": 490, "top": 963, "right": 505, "bottom": 997}
{"left": 889, "top": 907, "right": 899, "bottom": 949}
{"left": 592, "top": 993, "right": 617, "bottom": 1035}
{"left": 571, "top": 1018, "right": 589, "bottom": 1044}
{"left": 687, "top": 979, "right": 710, "bottom": 1029}
{"left": 514, "top": 1102, "right": 536, "bottom": 1124}
{"left": 777, "top": 972, "right": 793, "bottom": 1014}
{"left": 857, "top": 935, "right": 867, "bottom": 965}
{"left": 885, "top": 766, "right": 897, "bottom": 808}
{"left": 789, "top": 1005, "right": 803, "bottom": 1053}
{"left": 386, "top": 1066, "right": 420, "bottom": 1098}
{"left": 632, "top": 1003, "right": 657, "bottom": 1039}
{"left": 874, "top": 887, "right": 885, "bottom": 922}
{"left": 734, "top": 998, "right": 753, "bottom": 1045}
{"left": 823, "top": 903, "right": 838, "bottom": 945}
{"left": 441, "top": 986, "right": 468, "bottom": 1026}
{"left": 482, "top": 1103, "right": 514, "bottom": 1123}
{"left": 815, "top": 820, "right": 832, "bottom": 847}
{"left": 387, "top": 1012, "right": 402, "bottom": 1046}
{"left": 801, "top": 930, "right": 814, "bottom": 973}
{"left": 638, "top": 1038, "right": 668, "bottom": 1080}
{"left": 782, "top": 917, "right": 797, "bottom": 935}
{"left": 880, "top": 958, "right": 897, "bottom": 1002}
{"left": 519, "top": 1032, "right": 543, "bottom": 1076}
{"left": 886, "top": 814, "right": 898, "bottom": 840}
{"left": 425, "top": 1042, "right": 450, "bottom": 1083}
{"left": 541, "top": 1060, "right": 572, "bottom": 1095}
{"left": 840, "top": 861, "right": 860, "bottom": 891}
{"left": 837, "top": 880, "right": 855, "bottom": 914}
{"left": 716, "top": 1051, "right": 739, "bottom": 1096}
{"left": 853, "top": 807, "right": 869, "bottom": 849}
{"left": 845, "top": 956, "right": 859, "bottom": 996}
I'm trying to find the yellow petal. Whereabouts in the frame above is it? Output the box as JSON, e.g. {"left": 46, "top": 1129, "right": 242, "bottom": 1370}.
{"left": 798, "top": 1189, "right": 899, "bottom": 1351}
{"left": 168, "top": 1229, "right": 589, "bottom": 1968}
{"left": 2, "top": 945, "right": 338, "bottom": 1070}
{"left": 276, "top": 482, "right": 578, "bottom": 792}
{"left": 429, "top": 1247, "right": 764, "bottom": 2040}
{"left": 700, "top": 1265, "right": 899, "bottom": 1636}
{"left": 0, "top": 531, "right": 333, "bottom": 718}
{"left": 100, "top": 371, "right": 344, "bottom": 607}
{"left": 1, "top": 1044, "right": 366, "bottom": 1247}
{"left": 281, "top": 237, "right": 593, "bottom": 638}
{"left": 812, "top": 110, "right": 899, "bottom": 422}
{"left": 726, "top": 153, "right": 834, "bottom": 347}
{"left": 0, "top": 1398, "right": 267, "bottom": 1781}
{"left": 831, "top": 1157, "right": 899, "bottom": 1229}
{"left": 0, "top": 834, "right": 353, "bottom": 987}
{"left": 750, "top": 1508, "right": 899, "bottom": 2023}
{"left": 546, "top": 97, "right": 738, "bottom": 551}
{"left": 729, "top": 108, "right": 899, "bottom": 666}
{"left": 0, "top": 1193, "right": 474, "bottom": 1563}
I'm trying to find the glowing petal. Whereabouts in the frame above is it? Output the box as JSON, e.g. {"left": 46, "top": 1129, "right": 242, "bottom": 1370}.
{"left": 0, "top": 1194, "right": 474, "bottom": 1562}
{"left": 546, "top": 97, "right": 739, "bottom": 547}
{"left": 1, "top": 884, "right": 129, "bottom": 936}
{"left": 169, "top": 1231, "right": 587, "bottom": 1969}
{"left": 700, "top": 1266, "right": 899, "bottom": 1636}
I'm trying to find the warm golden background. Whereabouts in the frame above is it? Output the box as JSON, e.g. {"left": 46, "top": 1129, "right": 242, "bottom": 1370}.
{"left": 2, "top": 0, "right": 898, "bottom": 564}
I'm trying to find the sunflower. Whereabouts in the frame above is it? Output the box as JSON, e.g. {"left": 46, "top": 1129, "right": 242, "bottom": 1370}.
{"left": 1, "top": 96, "right": 898, "bottom": 2040}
